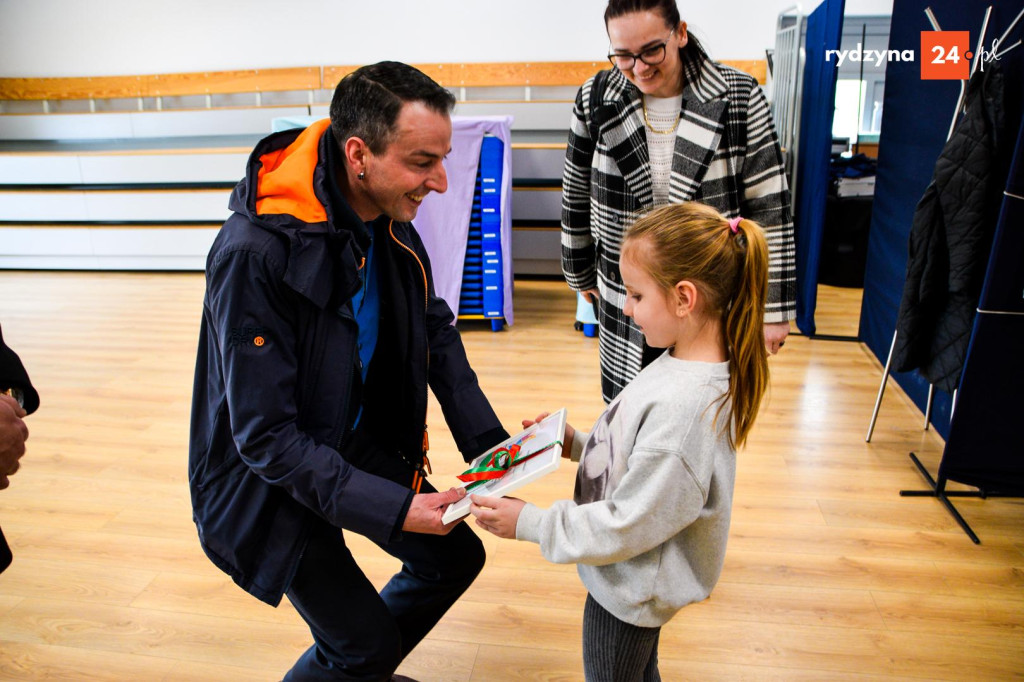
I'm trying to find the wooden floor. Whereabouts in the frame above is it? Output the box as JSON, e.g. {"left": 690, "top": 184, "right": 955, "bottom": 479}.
{"left": 809, "top": 283, "right": 863, "bottom": 338}
{"left": 0, "top": 271, "right": 1021, "bottom": 681}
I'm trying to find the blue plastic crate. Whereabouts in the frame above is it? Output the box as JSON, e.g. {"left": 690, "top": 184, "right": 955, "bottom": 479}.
{"left": 458, "top": 135, "right": 505, "bottom": 331}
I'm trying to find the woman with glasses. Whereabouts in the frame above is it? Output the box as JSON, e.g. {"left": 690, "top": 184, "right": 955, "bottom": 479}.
{"left": 562, "top": 0, "right": 796, "bottom": 403}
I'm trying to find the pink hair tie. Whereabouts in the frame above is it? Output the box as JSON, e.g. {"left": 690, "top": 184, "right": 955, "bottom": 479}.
{"left": 728, "top": 217, "right": 742, "bottom": 234}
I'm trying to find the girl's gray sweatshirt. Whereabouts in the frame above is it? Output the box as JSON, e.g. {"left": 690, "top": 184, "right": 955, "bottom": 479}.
{"left": 516, "top": 351, "right": 735, "bottom": 627}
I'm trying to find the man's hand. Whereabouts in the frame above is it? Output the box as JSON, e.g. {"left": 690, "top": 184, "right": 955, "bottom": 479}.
{"left": 764, "top": 321, "right": 790, "bottom": 355}
{"left": 0, "top": 395, "right": 28, "bottom": 491}
{"left": 401, "top": 487, "right": 467, "bottom": 535}
{"left": 470, "top": 494, "right": 526, "bottom": 539}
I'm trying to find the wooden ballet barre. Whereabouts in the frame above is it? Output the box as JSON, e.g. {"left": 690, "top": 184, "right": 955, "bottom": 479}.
{"left": 0, "top": 60, "right": 767, "bottom": 102}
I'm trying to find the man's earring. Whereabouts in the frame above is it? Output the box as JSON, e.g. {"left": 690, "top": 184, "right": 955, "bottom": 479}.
{"left": 357, "top": 170, "right": 365, "bottom": 180}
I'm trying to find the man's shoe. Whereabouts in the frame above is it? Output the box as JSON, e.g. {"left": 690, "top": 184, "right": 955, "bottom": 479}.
{"left": 391, "top": 676, "right": 420, "bottom": 682}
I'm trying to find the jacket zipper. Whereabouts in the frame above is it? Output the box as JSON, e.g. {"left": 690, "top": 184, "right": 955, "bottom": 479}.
{"left": 388, "top": 219, "right": 432, "bottom": 492}
{"left": 335, "top": 358, "right": 357, "bottom": 454}
{"left": 334, "top": 267, "right": 362, "bottom": 453}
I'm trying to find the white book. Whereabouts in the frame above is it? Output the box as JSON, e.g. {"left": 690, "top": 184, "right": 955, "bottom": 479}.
{"left": 441, "top": 408, "right": 567, "bottom": 524}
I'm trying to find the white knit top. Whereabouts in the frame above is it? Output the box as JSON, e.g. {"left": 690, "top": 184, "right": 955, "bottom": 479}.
{"left": 642, "top": 94, "right": 682, "bottom": 204}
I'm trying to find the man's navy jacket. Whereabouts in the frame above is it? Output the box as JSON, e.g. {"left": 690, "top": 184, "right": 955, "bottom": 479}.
{"left": 189, "top": 119, "right": 507, "bottom": 605}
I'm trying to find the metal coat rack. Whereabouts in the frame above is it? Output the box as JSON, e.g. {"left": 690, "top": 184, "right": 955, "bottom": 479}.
{"left": 882, "top": 5, "right": 1023, "bottom": 543}
{"left": 865, "top": 4, "right": 1022, "bottom": 444}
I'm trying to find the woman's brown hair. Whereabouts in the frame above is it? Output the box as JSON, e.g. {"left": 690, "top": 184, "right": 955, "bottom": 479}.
{"left": 623, "top": 202, "right": 770, "bottom": 448}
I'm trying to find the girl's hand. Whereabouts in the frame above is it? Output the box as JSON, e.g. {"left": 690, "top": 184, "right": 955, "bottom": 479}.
{"left": 470, "top": 494, "right": 526, "bottom": 539}
{"left": 561, "top": 422, "right": 576, "bottom": 458}
{"left": 522, "top": 412, "right": 576, "bottom": 459}
{"left": 521, "top": 412, "right": 549, "bottom": 429}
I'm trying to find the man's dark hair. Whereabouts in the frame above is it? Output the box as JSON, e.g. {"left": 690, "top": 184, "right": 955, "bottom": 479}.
{"left": 329, "top": 61, "right": 456, "bottom": 155}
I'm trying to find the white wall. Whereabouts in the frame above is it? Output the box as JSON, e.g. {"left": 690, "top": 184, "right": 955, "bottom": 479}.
{"left": 0, "top": 0, "right": 846, "bottom": 78}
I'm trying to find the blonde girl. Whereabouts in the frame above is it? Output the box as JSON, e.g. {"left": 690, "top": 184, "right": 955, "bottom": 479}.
{"left": 471, "top": 202, "right": 770, "bottom": 682}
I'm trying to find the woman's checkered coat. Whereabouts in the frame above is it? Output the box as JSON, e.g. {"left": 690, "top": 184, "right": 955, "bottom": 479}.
{"left": 561, "top": 47, "right": 797, "bottom": 402}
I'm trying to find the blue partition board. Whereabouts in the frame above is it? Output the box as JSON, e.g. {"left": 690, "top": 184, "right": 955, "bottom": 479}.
{"left": 794, "top": 0, "right": 846, "bottom": 335}
{"left": 938, "top": 111, "right": 1024, "bottom": 491}
{"left": 859, "top": 0, "right": 1024, "bottom": 437}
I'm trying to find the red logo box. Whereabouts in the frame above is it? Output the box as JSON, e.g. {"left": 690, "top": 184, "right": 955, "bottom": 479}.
{"left": 921, "top": 31, "right": 971, "bottom": 80}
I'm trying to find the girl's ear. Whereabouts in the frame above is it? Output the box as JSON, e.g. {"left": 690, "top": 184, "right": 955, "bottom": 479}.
{"left": 673, "top": 280, "right": 698, "bottom": 317}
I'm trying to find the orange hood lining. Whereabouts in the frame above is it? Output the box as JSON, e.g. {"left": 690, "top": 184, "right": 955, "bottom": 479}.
{"left": 255, "top": 118, "right": 332, "bottom": 224}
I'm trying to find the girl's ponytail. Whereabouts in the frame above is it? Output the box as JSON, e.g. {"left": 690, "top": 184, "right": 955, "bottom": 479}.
{"left": 623, "top": 203, "right": 771, "bottom": 449}
{"left": 723, "top": 218, "right": 769, "bottom": 448}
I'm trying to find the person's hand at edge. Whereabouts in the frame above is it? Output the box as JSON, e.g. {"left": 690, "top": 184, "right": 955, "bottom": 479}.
{"left": 0, "top": 394, "right": 29, "bottom": 491}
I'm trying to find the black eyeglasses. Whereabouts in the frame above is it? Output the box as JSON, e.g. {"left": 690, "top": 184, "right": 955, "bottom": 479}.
{"left": 607, "top": 32, "right": 675, "bottom": 70}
